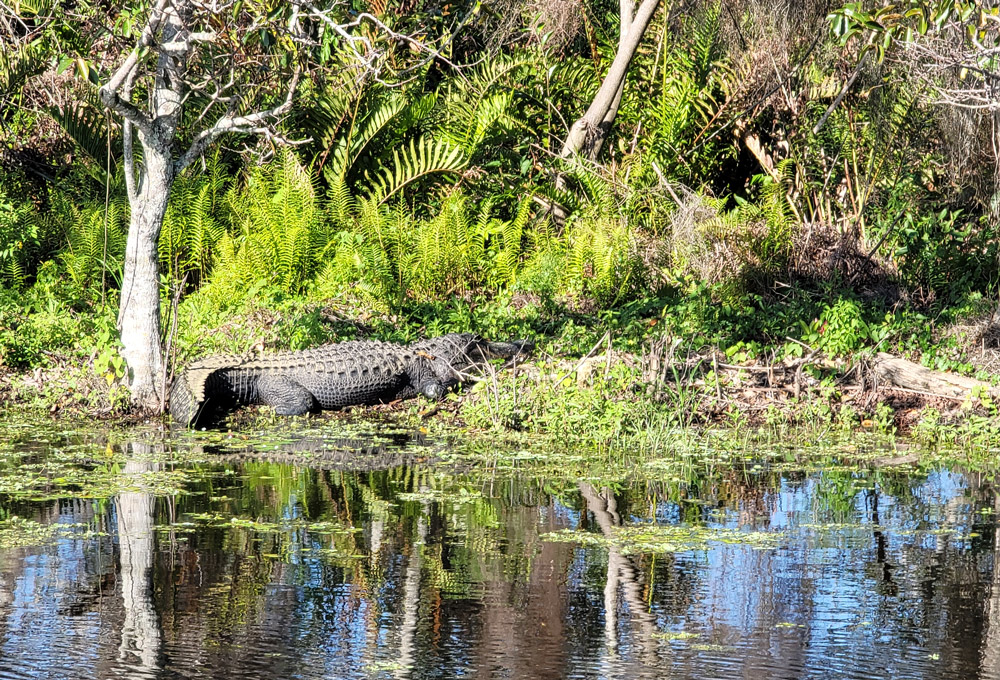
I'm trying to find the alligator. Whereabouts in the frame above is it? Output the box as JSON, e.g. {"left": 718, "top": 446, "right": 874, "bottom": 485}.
{"left": 169, "top": 333, "right": 533, "bottom": 426}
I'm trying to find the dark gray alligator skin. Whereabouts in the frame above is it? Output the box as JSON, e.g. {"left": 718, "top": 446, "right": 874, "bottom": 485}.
{"left": 169, "top": 333, "right": 532, "bottom": 426}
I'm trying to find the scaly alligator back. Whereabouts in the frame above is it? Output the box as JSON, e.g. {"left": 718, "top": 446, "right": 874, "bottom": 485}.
{"left": 170, "top": 341, "right": 410, "bottom": 426}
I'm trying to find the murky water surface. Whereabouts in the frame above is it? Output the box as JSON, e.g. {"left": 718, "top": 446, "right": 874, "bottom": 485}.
{"left": 1, "top": 418, "right": 1000, "bottom": 679}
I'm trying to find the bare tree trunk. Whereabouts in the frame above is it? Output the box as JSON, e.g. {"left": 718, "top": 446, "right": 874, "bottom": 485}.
{"left": 592, "top": 0, "right": 636, "bottom": 160}
{"left": 118, "top": 147, "right": 173, "bottom": 408}
{"left": 99, "top": 1, "right": 301, "bottom": 412}
{"left": 559, "top": 0, "right": 659, "bottom": 162}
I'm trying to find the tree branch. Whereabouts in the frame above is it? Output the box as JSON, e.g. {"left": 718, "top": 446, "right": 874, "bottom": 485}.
{"left": 174, "top": 65, "right": 302, "bottom": 173}
{"left": 98, "top": 0, "right": 170, "bottom": 139}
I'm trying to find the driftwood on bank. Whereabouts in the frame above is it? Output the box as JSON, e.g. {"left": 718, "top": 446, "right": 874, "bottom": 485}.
{"left": 871, "top": 352, "right": 997, "bottom": 400}
{"left": 562, "top": 340, "right": 999, "bottom": 408}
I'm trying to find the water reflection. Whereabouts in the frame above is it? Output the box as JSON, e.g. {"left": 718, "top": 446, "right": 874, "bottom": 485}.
{"left": 117, "top": 453, "right": 162, "bottom": 675}
{"left": 0, "top": 427, "right": 999, "bottom": 678}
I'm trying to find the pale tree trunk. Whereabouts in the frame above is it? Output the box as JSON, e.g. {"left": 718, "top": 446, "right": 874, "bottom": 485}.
{"left": 560, "top": 0, "right": 659, "bottom": 162}
{"left": 118, "top": 146, "right": 173, "bottom": 408}
{"left": 101, "top": 1, "right": 189, "bottom": 411}
{"left": 99, "top": 0, "right": 302, "bottom": 412}
{"left": 591, "top": 0, "right": 635, "bottom": 160}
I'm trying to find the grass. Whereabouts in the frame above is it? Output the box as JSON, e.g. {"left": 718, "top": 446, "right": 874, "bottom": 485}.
{"left": 5, "top": 251, "right": 1000, "bottom": 451}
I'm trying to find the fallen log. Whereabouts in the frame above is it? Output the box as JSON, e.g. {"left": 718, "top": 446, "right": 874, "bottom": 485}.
{"left": 872, "top": 352, "right": 996, "bottom": 399}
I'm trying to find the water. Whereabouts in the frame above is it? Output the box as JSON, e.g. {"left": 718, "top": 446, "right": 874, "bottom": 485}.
{"left": 0, "top": 419, "right": 999, "bottom": 679}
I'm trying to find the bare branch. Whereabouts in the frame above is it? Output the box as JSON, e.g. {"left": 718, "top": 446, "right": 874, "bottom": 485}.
{"left": 98, "top": 0, "right": 172, "bottom": 138}
{"left": 175, "top": 65, "right": 302, "bottom": 173}
{"left": 896, "top": 27, "right": 1000, "bottom": 113}
{"left": 302, "top": 4, "right": 467, "bottom": 81}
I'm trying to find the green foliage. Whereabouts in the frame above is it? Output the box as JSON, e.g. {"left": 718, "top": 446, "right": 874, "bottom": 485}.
{"left": 367, "top": 137, "right": 467, "bottom": 205}
{"left": 624, "top": 7, "right": 731, "bottom": 186}
{"left": 159, "top": 154, "right": 229, "bottom": 286}
{"left": 437, "top": 57, "right": 530, "bottom": 159}
{"left": 0, "top": 196, "right": 38, "bottom": 287}
{"left": 800, "top": 297, "right": 882, "bottom": 356}
{"left": 0, "top": 263, "right": 93, "bottom": 367}
{"left": 58, "top": 192, "right": 129, "bottom": 301}
{"left": 0, "top": 40, "right": 46, "bottom": 100}
{"left": 210, "top": 151, "right": 326, "bottom": 296}
{"left": 562, "top": 214, "right": 643, "bottom": 305}
{"left": 876, "top": 206, "right": 997, "bottom": 296}
{"left": 318, "top": 189, "right": 537, "bottom": 305}
{"left": 47, "top": 92, "right": 120, "bottom": 178}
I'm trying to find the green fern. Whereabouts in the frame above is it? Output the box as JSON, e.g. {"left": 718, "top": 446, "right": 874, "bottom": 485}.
{"left": 438, "top": 57, "right": 529, "bottom": 157}
{"left": 366, "top": 137, "right": 467, "bottom": 205}
{"left": 160, "top": 154, "right": 228, "bottom": 284}
{"left": 494, "top": 197, "right": 533, "bottom": 286}
{"left": 47, "top": 92, "right": 120, "bottom": 177}
{"left": 0, "top": 41, "right": 45, "bottom": 98}
{"left": 325, "top": 94, "right": 407, "bottom": 184}
{"left": 59, "top": 195, "right": 129, "bottom": 297}
{"left": 207, "top": 151, "right": 327, "bottom": 295}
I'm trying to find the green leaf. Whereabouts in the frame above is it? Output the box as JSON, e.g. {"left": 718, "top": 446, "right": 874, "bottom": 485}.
{"left": 366, "top": 137, "right": 467, "bottom": 205}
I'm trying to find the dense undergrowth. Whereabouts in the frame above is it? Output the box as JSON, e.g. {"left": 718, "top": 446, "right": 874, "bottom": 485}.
{"left": 3, "top": 0, "right": 1000, "bottom": 442}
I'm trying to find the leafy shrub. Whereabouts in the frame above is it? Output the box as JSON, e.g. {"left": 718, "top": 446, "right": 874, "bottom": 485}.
{"left": 0, "top": 267, "right": 87, "bottom": 367}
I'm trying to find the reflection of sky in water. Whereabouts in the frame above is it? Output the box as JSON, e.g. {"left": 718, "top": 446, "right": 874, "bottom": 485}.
{"left": 3, "top": 524, "right": 109, "bottom": 678}
{"left": 0, "top": 452, "right": 997, "bottom": 679}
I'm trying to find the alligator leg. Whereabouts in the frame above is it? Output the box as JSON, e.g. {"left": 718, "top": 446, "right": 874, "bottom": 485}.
{"left": 256, "top": 374, "right": 317, "bottom": 416}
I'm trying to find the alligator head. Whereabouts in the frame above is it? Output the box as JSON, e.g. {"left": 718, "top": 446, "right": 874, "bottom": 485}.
{"left": 407, "top": 333, "right": 534, "bottom": 398}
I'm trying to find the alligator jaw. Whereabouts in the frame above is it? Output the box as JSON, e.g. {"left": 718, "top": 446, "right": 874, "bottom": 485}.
{"left": 485, "top": 338, "right": 535, "bottom": 359}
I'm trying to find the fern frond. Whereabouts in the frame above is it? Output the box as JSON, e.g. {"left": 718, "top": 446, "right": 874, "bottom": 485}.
{"left": 0, "top": 40, "right": 45, "bottom": 95}
{"left": 326, "top": 94, "right": 406, "bottom": 184}
{"left": 49, "top": 95, "right": 119, "bottom": 175}
{"left": 366, "top": 137, "right": 466, "bottom": 205}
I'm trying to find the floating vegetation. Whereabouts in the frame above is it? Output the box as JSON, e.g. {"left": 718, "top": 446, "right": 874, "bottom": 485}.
{"left": 652, "top": 631, "right": 699, "bottom": 641}
{"left": 543, "top": 524, "right": 783, "bottom": 554}
{"left": 0, "top": 516, "right": 103, "bottom": 549}
{"left": 396, "top": 486, "right": 484, "bottom": 505}
{"left": 175, "top": 512, "right": 360, "bottom": 537}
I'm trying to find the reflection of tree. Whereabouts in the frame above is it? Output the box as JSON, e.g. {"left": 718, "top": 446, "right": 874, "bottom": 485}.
{"left": 395, "top": 498, "right": 427, "bottom": 679}
{"left": 578, "top": 482, "right": 659, "bottom": 661}
{"left": 115, "top": 447, "right": 162, "bottom": 672}
{"left": 982, "top": 488, "right": 1000, "bottom": 674}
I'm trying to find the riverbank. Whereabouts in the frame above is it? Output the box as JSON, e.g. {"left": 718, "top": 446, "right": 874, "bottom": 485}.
{"left": 5, "top": 284, "right": 1000, "bottom": 454}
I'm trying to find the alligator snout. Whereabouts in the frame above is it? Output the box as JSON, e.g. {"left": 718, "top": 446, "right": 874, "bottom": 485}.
{"left": 485, "top": 338, "right": 535, "bottom": 359}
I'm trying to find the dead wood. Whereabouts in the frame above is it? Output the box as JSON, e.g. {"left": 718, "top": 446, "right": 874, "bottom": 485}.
{"left": 872, "top": 352, "right": 995, "bottom": 400}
